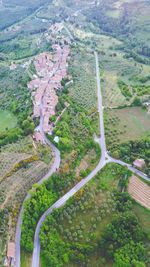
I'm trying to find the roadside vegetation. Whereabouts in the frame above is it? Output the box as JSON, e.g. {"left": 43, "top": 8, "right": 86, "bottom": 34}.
{"left": 0, "top": 136, "right": 52, "bottom": 264}
{"left": 1, "top": 0, "right": 150, "bottom": 266}
{"left": 39, "top": 163, "right": 150, "bottom": 267}
{"left": 21, "top": 46, "right": 100, "bottom": 262}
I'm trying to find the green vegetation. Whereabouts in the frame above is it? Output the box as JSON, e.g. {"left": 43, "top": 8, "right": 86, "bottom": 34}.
{"left": 0, "top": 65, "right": 35, "bottom": 146}
{"left": 38, "top": 163, "right": 150, "bottom": 267}
{"left": 0, "top": 0, "right": 50, "bottom": 31}
{"left": 104, "top": 107, "right": 150, "bottom": 149}
{"left": 21, "top": 47, "right": 100, "bottom": 262}
{"left": 110, "top": 135, "right": 150, "bottom": 176}
{"left": 117, "top": 80, "right": 132, "bottom": 99}
{"left": 0, "top": 110, "right": 17, "bottom": 133}
{"left": 69, "top": 50, "right": 97, "bottom": 111}
{"left": 85, "top": 0, "right": 150, "bottom": 65}
{"left": 21, "top": 181, "right": 57, "bottom": 252}
{"left": 21, "top": 101, "right": 100, "bottom": 254}
{"left": 0, "top": 136, "right": 52, "bottom": 263}
{"left": 101, "top": 211, "right": 147, "bottom": 266}
{"left": 133, "top": 202, "right": 150, "bottom": 237}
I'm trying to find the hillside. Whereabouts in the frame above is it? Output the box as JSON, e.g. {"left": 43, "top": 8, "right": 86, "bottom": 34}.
{"left": 0, "top": 1, "right": 150, "bottom": 267}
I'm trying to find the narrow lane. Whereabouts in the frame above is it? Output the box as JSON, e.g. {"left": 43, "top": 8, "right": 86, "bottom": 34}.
{"left": 17, "top": 51, "right": 150, "bottom": 267}
{"left": 31, "top": 51, "right": 107, "bottom": 267}
{"left": 31, "top": 51, "right": 150, "bottom": 267}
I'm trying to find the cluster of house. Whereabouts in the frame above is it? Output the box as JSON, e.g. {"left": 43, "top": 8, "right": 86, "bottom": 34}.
{"left": 28, "top": 38, "right": 70, "bottom": 141}
{"left": 3, "top": 242, "right": 15, "bottom": 267}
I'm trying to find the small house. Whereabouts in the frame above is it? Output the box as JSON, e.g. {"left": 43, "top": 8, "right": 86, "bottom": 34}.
{"left": 133, "top": 159, "right": 146, "bottom": 170}
{"left": 7, "top": 242, "right": 15, "bottom": 266}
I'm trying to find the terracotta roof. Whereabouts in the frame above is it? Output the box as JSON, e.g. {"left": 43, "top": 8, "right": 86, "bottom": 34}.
{"left": 133, "top": 159, "right": 146, "bottom": 168}
{"left": 7, "top": 242, "right": 15, "bottom": 258}
{"left": 28, "top": 43, "right": 70, "bottom": 140}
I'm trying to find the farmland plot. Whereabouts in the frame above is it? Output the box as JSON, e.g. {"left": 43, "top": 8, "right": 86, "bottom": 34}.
{"left": 128, "top": 176, "right": 150, "bottom": 210}
{"left": 0, "top": 136, "right": 52, "bottom": 263}
{"left": 104, "top": 107, "right": 150, "bottom": 149}
{"left": 69, "top": 51, "right": 97, "bottom": 112}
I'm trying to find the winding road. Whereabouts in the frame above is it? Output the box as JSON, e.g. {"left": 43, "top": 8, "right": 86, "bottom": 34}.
{"left": 31, "top": 52, "right": 150, "bottom": 267}
{"left": 16, "top": 52, "right": 150, "bottom": 267}
{"left": 15, "top": 98, "right": 60, "bottom": 267}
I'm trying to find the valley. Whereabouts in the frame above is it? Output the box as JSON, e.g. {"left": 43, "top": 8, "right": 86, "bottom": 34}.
{"left": 0, "top": 1, "right": 150, "bottom": 267}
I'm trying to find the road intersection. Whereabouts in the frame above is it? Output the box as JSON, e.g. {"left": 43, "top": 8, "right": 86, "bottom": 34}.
{"left": 15, "top": 52, "right": 150, "bottom": 267}
{"left": 31, "top": 52, "right": 150, "bottom": 267}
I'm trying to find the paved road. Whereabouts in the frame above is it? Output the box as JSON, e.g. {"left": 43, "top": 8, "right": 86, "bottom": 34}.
{"left": 15, "top": 96, "right": 60, "bottom": 267}
{"left": 31, "top": 51, "right": 108, "bottom": 267}
{"left": 15, "top": 137, "right": 60, "bottom": 267}
{"left": 109, "top": 156, "right": 150, "bottom": 182}
{"left": 31, "top": 52, "right": 150, "bottom": 267}
{"left": 17, "top": 52, "right": 150, "bottom": 267}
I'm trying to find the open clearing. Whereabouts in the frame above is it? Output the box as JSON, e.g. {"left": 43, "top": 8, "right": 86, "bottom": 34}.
{"left": 133, "top": 202, "right": 150, "bottom": 237}
{"left": 128, "top": 175, "right": 150, "bottom": 210}
{"left": 0, "top": 110, "right": 17, "bottom": 133}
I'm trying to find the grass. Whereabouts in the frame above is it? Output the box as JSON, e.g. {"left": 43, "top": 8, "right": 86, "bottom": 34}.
{"left": 105, "top": 107, "right": 150, "bottom": 148}
{"left": 40, "top": 163, "right": 130, "bottom": 267}
{"left": 0, "top": 110, "right": 17, "bottom": 133}
{"left": 21, "top": 251, "right": 32, "bottom": 267}
{"left": 102, "top": 71, "right": 128, "bottom": 108}
{"left": 133, "top": 202, "right": 150, "bottom": 236}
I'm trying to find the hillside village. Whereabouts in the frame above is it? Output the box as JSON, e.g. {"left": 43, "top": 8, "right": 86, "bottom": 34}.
{"left": 28, "top": 23, "right": 71, "bottom": 142}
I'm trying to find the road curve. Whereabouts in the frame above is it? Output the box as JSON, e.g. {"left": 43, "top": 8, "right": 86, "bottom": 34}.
{"left": 15, "top": 138, "right": 60, "bottom": 267}
{"left": 108, "top": 156, "right": 150, "bottom": 182}
{"left": 31, "top": 51, "right": 107, "bottom": 267}
{"left": 18, "top": 52, "right": 150, "bottom": 267}
{"left": 31, "top": 51, "right": 150, "bottom": 267}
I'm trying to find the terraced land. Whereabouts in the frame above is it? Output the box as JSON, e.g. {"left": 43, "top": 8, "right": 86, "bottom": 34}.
{"left": 0, "top": 136, "right": 52, "bottom": 263}
{"left": 128, "top": 176, "right": 150, "bottom": 210}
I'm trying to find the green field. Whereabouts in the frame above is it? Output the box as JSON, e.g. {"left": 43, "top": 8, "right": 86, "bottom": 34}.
{"left": 69, "top": 50, "right": 97, "bottom": 112}
{"left": 133, "top": 202, "right": 150, "bottom": 237}
{"left": 0, "top": 110, "right": 17, "bottom": 133}
{"left": 105, "top": 107, "right": 150, "bottom": 149}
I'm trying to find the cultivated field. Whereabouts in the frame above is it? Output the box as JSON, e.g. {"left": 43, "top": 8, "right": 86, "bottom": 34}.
{"left": 0, "top": 136, "right": 52, "bottom": 263}
{"left": 128, "top": 176, "right": 150, "bottom": 210}
{"left": 105, "top": 107, "right": 150, "bottom": 148}
{"left": 69, "top": 50, "right": 97, "bottom": 112}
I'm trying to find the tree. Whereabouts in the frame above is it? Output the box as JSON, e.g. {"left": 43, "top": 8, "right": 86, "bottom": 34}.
{"left": 101, "top": 212, "right": 144, "bottom": 258}
{"left": 132, "top": 97, "right": 141, "bottom": 107}
{"left": 114, "top": 241, "right": 147, "bottom": 267}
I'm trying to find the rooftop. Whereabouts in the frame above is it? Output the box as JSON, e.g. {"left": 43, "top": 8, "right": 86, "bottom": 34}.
{"left": 7, "top": 242, "right": 15, "bottom": 258}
